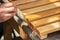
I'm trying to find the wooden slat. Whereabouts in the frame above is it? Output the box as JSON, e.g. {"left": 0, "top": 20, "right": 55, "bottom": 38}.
{"left": 36, "top": 22, "right": 60, "bottom": 36}
{"left": 23, "top": 2, "right": 60, "bottom": 14}
{"left": 17, "top": 0, "right": 59, "bottom": 10}
{"left": 24, "top": 7, "right": 60, "bottom": 21}
{"left": 12, "top": 0, "right": 37, "bottom": 6}
{"left": 30, "top": 14, "right": 60, "bottom": 28}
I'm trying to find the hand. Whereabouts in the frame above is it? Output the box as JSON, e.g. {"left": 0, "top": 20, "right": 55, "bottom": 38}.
{"left": 0, "top": 2, "right": 16, "bottom": 23}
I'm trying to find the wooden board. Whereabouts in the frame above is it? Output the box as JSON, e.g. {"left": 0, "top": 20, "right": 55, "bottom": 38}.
{"left": 12, "top": 0, "right": 37, "bottom": 6}
{"left": 23, "top": 2, "right": 60, "bottom": 14}
{"left": 36, "top": 22, "right": 60, "bottom": 36}
{"left": 16, "top": 0, "right": 59, "bottom": 10}
{"left": 20, "top": 1, "right": 60, "bottom": 39}
{"left": 30, "top": 14, "right": 60, "bottom": 28}
{"left": 24, "top": 7, "right": 60, "bottom": 21}
{"left": 22, "top": 2, "right": 60, "bottom": 29}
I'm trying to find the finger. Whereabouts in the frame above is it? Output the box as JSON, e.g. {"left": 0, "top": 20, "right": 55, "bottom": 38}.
{"left": 0, "top": 13, "right": 12, "bottom": 17}
{"left": 3, "top": 12, "right": 16, "bottom": 17}
{"left": 0, "top": 13, "right": 12, "bottom": 22}
{"left": 4, "top": 13, "right": 13, "bottom": 17}
{"left": 0, "top": 7, "right": 16, "bottom": 13}
{"left": 0, "top": 2, "right": 14, "bottom": 8}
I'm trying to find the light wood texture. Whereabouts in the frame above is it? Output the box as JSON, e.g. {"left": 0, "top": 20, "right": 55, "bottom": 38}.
{"left": 31, "top": 14, "right": 60, "bottom": 28}
{"left": 36, "top": 22, "right": 60, "bottom": 37}
{"left": 19, "top": 1, "right": 60, "bottom": 39}
{"left": 24, "top": 7, "right": 60, "bottom": 21}
{"left": 12, "top": 0, "right": 37, "bottom": 6}
{"left": 16, "top": 0, "right": 59, "bottom": 10}
{"left": 23, "top": 2, "right": 60, "bottom": 14}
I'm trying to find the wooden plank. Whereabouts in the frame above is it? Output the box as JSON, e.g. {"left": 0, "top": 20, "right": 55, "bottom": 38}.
{"left": 12, "top": 0, "right": 37, "bottom": 6}
{"left": 23, "top": 2, "right": 60, "bottom": 14}
{"left": 17, "top": 0, "right": 59, "bottom": 10}
{"left": 24, "top": 7, "right": 60, "bottom": 21}
{"left": 30, "top": 14, "right": 60, "bottom": 28}
{"left": 36, "top": 22, "right": 60, "bottom": 36}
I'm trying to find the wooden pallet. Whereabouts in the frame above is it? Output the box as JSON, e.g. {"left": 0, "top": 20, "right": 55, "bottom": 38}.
{"left": 6, "top": 0, "right": 60, "bottom": 40}
{"left": 20, "top": 1, "right": 60, "bottom": 39}
{"left": 22, "top": 2, "right": 60, "bottom": 28}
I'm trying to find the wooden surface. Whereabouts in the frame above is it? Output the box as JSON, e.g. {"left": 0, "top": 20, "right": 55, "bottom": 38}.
{"left": 12, "top": 0, "right": 59, "bottom": 10}
{"left": 24, "top": 7, "right": 60, "bottom": 21}
{"left": 3, "top": 0, "right": 60, "bottom": 40}
{"left": 14, "top": 0, "right": 60, "bottom": 39}
{"left": 36, "top": 22, "right": 60, "bottom": 36}
{"left": 22, "top": 1, "right": 60, "bottom": 29}
{"left": 19, "top": 0, "right": 60, "bottom": 39}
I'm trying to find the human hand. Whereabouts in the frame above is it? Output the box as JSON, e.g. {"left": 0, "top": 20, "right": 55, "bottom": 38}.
{"left": 0, "top": 2, "right": 16, "bottom": 23}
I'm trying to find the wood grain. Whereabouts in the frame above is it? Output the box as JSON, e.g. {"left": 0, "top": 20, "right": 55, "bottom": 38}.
{"left": 24, "top": 7, "right": 60, "bottom": 21}
{"left": 23, "top": 2, "right": 60, "bottom": 14}
{"left": 16, "top": 0, "right": 59, "bottom": 10}
{"left": 36, "top": 22, "right": 60, "bottom": 36}
{"left": 31, "top": 14, "right": 60, "bottom": 27}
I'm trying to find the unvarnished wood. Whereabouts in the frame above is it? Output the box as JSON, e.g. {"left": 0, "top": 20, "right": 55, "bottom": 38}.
{"left": 30, "top": 14, "right": 60, "bottom": 27}
{"left": 12, "top": 0, "right": 37, "bottom": 6}
{"left": 36, "top": 22, "right": 60, "bottom": 36}
{"left": 22, "top": 2, "right": 60, "bottom": 14}
{"left": 24, "top": 7, "right": 60, "bottom": 21}
{"left": 16, "top": 0, "right": 59, "bottom": 10}
{"left": 19, "top": 1, "right": 60, "bottom": 39}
